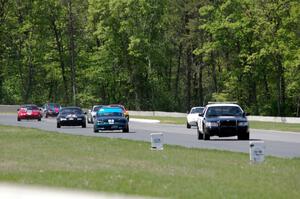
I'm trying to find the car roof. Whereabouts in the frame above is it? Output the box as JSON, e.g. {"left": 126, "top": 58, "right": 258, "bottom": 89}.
{"left": 61, "top": 106, "right": 82, "bottom": 110}
{"left": 21, "top": 104, "right": 38, "bottom": 107}
{"left": 191, "top": 106, "right": 204, "bottom": 109}
{"left": 93, "top": 105, "right": 103, "bottom": 108}
{"left": 206, "top": 103, "right": 241, "bottom": 108}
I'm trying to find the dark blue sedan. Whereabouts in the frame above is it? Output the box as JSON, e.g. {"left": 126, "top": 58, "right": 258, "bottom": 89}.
{"left": 93, "top": 107, "right": 129, "bottom": 133}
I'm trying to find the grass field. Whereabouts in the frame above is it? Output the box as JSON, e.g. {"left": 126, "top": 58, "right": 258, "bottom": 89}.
{"left": 132, "top": 115, "right": 300, "bottom": 132}
{"left": 0, "top": 125, "right": 299, "bottom": 198}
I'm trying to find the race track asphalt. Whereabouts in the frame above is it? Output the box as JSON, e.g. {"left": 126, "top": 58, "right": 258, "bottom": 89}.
{"left": 1, "top": 113, "right": 300, "bottom": 158}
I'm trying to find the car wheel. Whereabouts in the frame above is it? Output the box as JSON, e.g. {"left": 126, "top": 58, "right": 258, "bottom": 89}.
{"left": 93, "top": 128, "right": 98, "bottom": 133}
{"left": 203, "top": 127, "right": 210, "bottom": 140}
{"left": 17, "top": 117, "right": 21, "bottom": 122}
{"left": 238, "top": 133, "right": 249, "bottom": 140}
{"left": 57, "top": 123, "right": 61, "bottom": 128}
{"left": 38, "top": 118, "right": 41, "bottom": 121}
{"left": 82, "top": 122, "right": 86, "bottom": 128}
{"left": 186, "top": 122, "right": 191, "bottom": 129}
{"left": 197, "top": 126, "right": 203, "bottom": 140}
{"left": 123, "top": 125, "right": 129, "bottom": 133}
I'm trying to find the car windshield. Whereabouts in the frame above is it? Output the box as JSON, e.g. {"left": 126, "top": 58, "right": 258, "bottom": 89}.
{"left": 109, "top": 105, "right": 125, "bottom": 111}
{"left": 93, "top": 106, "right": 102, "bottom": 112}
{"left": 61, "top": 108, "right": 82, "bottom": 115}
{"left": 191, "top": 107, "right": 204, "bottom": 114}
{"left": 97, "top": 112, "right": 123, "bottom": 117}
{"left": 49, "top": 104, "right": 60, "bottom": 110}
{"left": 206, "top": 106, "right": 243, "bottom": 117}
{"left": 25, "top": 106, "right": 39, "bottom": 110}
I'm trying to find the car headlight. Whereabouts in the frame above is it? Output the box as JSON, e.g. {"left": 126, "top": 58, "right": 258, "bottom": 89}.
{"left": 238, "top": 121, "right": 248, "bottom": 126}
{"left": 60, "top": 118, "right": 66, "bottom": 121}
{"left": 206, "top": 121, "right": 219, "bottom": 127}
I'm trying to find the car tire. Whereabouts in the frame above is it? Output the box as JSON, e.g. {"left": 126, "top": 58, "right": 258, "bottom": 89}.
{"left": 197, "top": 126, "right": 203, "bottom": 140}
{"left": 238, "top": 133, "right": 249, "bottom": 140}
{"left": 82, "top": 122, "right": 86, "bottom": 128}
{"left": 57, "top": 123, "right": 61, "bottom": 128}
{"left": 17, "top": 117, "right": 21, "bottom": 122}
{"left": 186, "top": 122, "right": 191, "bottom": 129}
{"left": 38, "top": 118, "right": 41, "bottom": 122}
{"left": 203, "top": 127, "right": 210, "bottom": 140}
{"left": 123, "top": 125, "right": 129, "bottom": 133}
{"left": 93, "top": 128, "right": 98, "bottom": 133}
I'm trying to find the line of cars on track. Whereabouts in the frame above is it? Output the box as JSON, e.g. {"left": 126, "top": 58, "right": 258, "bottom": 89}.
{"left": 17, "top": 103, "right": 130, "bottom": 133}
{"left": 17, "top": 101, "right": 249, "bottom": 140}
{"left": 186, "top": 102, "right": 250, "bottom": 140}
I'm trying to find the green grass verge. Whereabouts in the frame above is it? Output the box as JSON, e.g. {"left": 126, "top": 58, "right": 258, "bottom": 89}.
{"left": 132, "top": 115, "right": 300, "bottom": 132}
{"left": 0, "top": 125, "right": 300, "bottom": 198}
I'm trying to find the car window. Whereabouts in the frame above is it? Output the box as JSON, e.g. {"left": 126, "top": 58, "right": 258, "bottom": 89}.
{"left": 191, "top": 107, "right": 204, "bottom": 114}
{"left": 61, "top": 108, "right": 82, "bottom": 115}
{"left": 206, "top": 106, "right": 242, "bottom": 117}
{"left": 97, "top": 112, "right": 123, "bottom": 117}
{"left": 93, "top": 106, "right": 102, "bottom": 112}
{"left": 26, "top": 106, "right": 39, "bottom": 110}
{"left": 49, "top": 104, "right": 60, "bottom": 110}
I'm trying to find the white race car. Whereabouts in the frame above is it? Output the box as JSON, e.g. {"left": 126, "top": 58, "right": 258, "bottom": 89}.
{"left": 87, "top": 105, "right": 104, "bottom": 124}
{"left": 186, "top": 106, "right": 204, "bottom": 128}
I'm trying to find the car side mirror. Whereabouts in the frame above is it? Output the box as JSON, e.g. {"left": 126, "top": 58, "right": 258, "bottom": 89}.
{"left": 198, "top": 113, "right": 203, "bottom": 117}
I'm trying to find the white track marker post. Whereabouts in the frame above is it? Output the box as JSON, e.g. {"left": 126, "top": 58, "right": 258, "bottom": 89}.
{"left": 150, "top": 133, "right": 163, "bottom": 150}
{"left": 249, "top": 141, "right": 265, "bottom": 163}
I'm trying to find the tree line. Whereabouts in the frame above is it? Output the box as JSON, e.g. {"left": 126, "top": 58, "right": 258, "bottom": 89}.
{"left": 0, "top": 0, "right": 299, "bottom": 116}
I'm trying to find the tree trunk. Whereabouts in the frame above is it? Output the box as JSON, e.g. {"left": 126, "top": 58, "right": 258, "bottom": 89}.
{"left": 276, "top": 55, "right": 285, "bottom": 116}
{"left": 174, "top": 44, "right": 182, "bottom": 105}
{"left": 68, "top": 0, "right": 76, "bottom": 106}
{"left": 50, "top": 13, "right": 69, "bottom": 104}
{"left": 198, "top": 60, "right": 204, "bottom": 106}
{"left": 185, "top": 47, "right": 192, "bottom": 111}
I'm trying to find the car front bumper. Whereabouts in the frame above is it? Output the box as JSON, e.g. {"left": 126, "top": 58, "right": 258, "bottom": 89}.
{"left": 94, "top": 123, "right": 127, "bottom": 131}
{"left": 205, "top": 126, "right": 248, "bottom": 137}
{"left": 58, "top": 118, "right": 85, "bottom": 126}
{"left": 18, "top": 114, "right": 41, "bottom": 119}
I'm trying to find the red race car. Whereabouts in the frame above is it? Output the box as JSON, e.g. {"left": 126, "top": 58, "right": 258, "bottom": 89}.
{"left": 17, "top": 104, "right": 42, "bottom": 121}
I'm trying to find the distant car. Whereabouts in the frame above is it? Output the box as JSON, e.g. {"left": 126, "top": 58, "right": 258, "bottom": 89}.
{"left": 186, "top": 106, "right": 204, "bottom": 128}
{"left": 197, "top": 103, "right": 249, "bottom": 140}
{"left": 108, "top": 104, "right": 129, "bottom": 121}
{"left": 17, "top": 104, "right": 42, "bottom": 121}
{"left": 93, "top": 106, "right": 129, "bottom": 133}
{"left": 56, "top": 107, "right": 86, "bottom": 128}
{"left": 87, "top": 105, "right": 104, "bottom": 124}
{"left": 42, "top": 103, "right": 61, "bottom": 118}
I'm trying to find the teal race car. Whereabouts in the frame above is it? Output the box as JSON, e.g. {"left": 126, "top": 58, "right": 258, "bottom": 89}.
{"left": 93, "top": 107, "right": 129, "bottom": 133}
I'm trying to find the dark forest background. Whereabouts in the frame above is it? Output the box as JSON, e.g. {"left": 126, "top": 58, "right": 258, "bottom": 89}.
{"left": 0, "top": 0, "right": 299, "bottom": 116}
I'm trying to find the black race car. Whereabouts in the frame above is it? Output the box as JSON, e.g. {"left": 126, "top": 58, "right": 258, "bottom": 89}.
{"left": 197, "top": 103, "right": 249, "bottom": 140}
{"left": 56, "top": 107, "right": 86, "bottom": 128}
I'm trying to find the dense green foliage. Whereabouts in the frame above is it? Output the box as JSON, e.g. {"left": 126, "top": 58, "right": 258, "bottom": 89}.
{"left": 0, "top": 0, "right": 299, "bottom": 116}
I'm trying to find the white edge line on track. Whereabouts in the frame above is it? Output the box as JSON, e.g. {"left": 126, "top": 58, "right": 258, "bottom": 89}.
{"left": 0, "top": 183, "right": 156, "bottom": 199}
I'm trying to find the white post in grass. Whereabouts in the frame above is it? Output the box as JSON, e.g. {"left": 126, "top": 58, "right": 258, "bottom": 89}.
{"left": 151, "top": 133, "right": 163, "bottom": 150}
{"left": 249, "top": 141, "right": 265, "bottom": 163}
